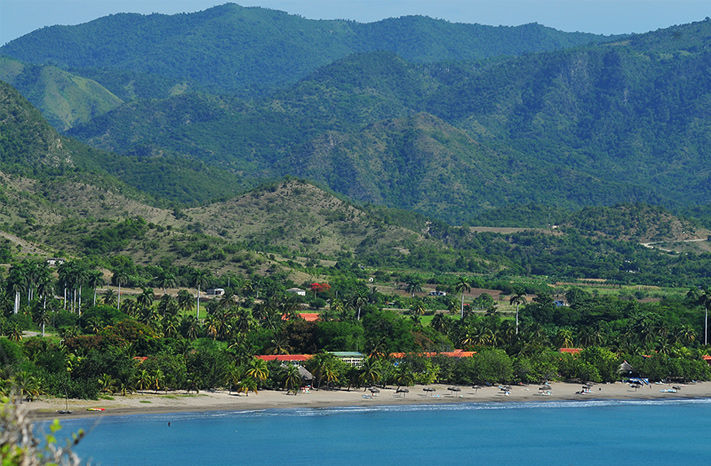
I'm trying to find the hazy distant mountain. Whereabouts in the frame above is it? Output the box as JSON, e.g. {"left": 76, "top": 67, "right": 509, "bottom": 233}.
{"left": 0, "top": 56, "right": 123, "bottom": 130}
{"left": 0, "top": 3, "right": 610, "bottom": 95}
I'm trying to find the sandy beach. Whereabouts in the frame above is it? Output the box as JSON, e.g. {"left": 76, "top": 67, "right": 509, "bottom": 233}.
{"left": 26, "top": 381, "right": 711, "bottom": 420}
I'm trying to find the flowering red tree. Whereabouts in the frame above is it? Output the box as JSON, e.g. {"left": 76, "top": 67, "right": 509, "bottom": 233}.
{"left": 310, "top": 283, "right": 331, "bottom": 294}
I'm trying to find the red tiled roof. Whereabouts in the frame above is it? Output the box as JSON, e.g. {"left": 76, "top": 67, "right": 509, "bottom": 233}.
{"left": 559, "top": 348, "right": 582, "bottom": 354}
{"left": 256, "top": 354, "right": 313, "bottom": 362}
{"left": 703, "top": 355, "right": 711, "bottom": 361}
{"left": 281, "top": 313, "right": 320, "bottom": 322}
{"left": 390, "top": 350, "right": 475, "bottom": 359}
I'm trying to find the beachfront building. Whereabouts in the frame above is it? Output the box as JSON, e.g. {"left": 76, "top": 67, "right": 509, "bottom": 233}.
{"left": 331, "top": 352, "right": 365, "bottom": 366}
{"left": 256, "top": 354, "right": 312, "bottom": 366}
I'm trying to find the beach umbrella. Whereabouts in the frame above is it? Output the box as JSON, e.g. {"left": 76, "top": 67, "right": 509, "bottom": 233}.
{"left": 472, "top": 385, "right": 481, "bottom": 392}
{"left": 618, "top": 361, "right": 634, "bottom": 374}
{"left": 297, "top": 366, "right": 313, "bottom": 382}
{"left": 369, "top": 387, "right": 380, "bottom": 394}
{"left": 423, "top": 387, "right": 435, "bottom": 393}
{"left": 447, "top": 387, "right": 461, "bottom": 392}
{"left": 396, "top": 387, "right": 409, "bottom": 397}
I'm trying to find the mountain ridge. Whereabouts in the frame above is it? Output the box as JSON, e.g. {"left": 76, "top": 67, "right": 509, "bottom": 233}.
{"left": 0, "top": 3, "right": 613, "bottom": 95}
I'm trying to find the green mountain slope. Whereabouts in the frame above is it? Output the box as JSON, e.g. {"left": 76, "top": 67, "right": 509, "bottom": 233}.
{"left": 0, "top": 80, "right": 247, "bottom": 205}
{"left": 0, "top": 56, "right": 123, "bottom": 130}
{"left": 0, "top": 3, "right": 610, "bottom": 95}
{"left": 67, "top": 30, "right": 708, "bottom": 221}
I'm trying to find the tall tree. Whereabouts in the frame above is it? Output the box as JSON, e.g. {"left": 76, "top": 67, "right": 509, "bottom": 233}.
{"left": 87, "top": 269, "right": 105, "bottom": 307}
{"left": 694, "top": 288, "right": 711, "bottom": 346}
{"left": 403, "top": 276, "right": 423, "bottom": 298}
{"left": 193, "top": 269, "right": 209, "bottom": 319}
{"left": 509, "top": 291, "right": 527, "bottom": 335}
{"left": 455, "top": 276, "right": 471, "bottom": 319}
{"left": 113, "top": 269, "right": 130, "bottom": 311}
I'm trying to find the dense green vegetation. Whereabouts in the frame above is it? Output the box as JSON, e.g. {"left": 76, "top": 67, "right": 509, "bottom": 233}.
{"left": 0, "top": 56, "right": 123, "bottom": 130}
{"left": 0, "top": 4, "right": 608, "bottom": 96}
{"left": 2, "top": 6, "right": 711, "bottom": 401}
{"left": 49, "top": 19, "right": 711, "bottom": 222}
{"left": 1, "top": 256, "right": 710, "bottom": 400}
{"left": 0, "top": 81, "right": 247, "bottom": 205}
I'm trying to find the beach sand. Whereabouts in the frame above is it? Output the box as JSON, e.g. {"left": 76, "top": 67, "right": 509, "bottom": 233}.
{"left": 27, "top": 381, "right": 711, "bottom": 420}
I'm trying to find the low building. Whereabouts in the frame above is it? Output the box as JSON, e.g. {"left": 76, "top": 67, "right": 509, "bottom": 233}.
{"left": 206, "top": 288, "right": 225, "bottom": 296}
{"left": 331, "top": 352, "right": 365, "bottom": 366}
{"left": 286, "top": 288, "right": 306, "bottom": 296}
{"left": 256, "top": 354, "right": 312, "bottom": 365}
{"left": 429, "top": 291, "right": 447, "bottom": 297}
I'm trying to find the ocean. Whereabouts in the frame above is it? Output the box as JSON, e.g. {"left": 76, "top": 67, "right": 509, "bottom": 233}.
{"left": 46, "top": 399, "right": 711, "bottom": 465}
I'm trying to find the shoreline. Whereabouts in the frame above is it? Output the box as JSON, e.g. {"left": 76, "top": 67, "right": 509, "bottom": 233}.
{"left": 27, "top": 381, "right": 711, "bottom": 421}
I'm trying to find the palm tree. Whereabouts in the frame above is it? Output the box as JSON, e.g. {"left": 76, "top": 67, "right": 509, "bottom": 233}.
{"left": 137, "top": 287, "right": 155, "bottom": 311}
{"left": 156, "top": 271, "right": 177, "bottom": 295}
{"left": 408, "top": 300, "right": 426, "bottom": 325}
{"left": 136, "top": 369, "right": 152, "bottom": 392}
{"left": 177, "top": 289, "right": 193, "bottom": 314}
{"left": 358, "top": 357, "right": 382, "bottom": 388}
{"left": 350, "top": 291, "right": 368, "bottom": 321}
{"left": 98, "top": 374, "right": 117, "bottom": 394}
{"left": 157, "top": 294, "right": 178, "bottom": 317}
{"left": 283, "top": 365, "right": 302, "bottom": 395}
{"left": 87, "top": 270, "right": 105, "bottom": 307}
{"left": 246, "top": 358, "right": 269, "bottom": 386}
{"left": 307, "top": 352, "right": 338, "bottom": 389}
{"left": 509, "top": 291, "right": 527, "bottom": 335}
{"left": 180, "top": 315, "right": 201, "bottom": 340}
{"left": 193, "top": 270, "right": 209, "bottom": 319}
{"left": 455, "top": 276, "right": 471, "bottom": 319}
{"left": 102, "top": 289, "right": 117, "bottom": 307}
{"left": 34, "top": 305, "right": 51, "bottom": 337}
{"left": 693, "top": 288, "right": 711, "bottom": 346}
{"left": 403, "top": 276, "right": 423, "bottom": 298}
{"left": 113, "top": 270, "right": 130, "bottom": 311}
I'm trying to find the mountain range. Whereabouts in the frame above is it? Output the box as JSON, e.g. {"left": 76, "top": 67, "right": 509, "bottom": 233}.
{"left": 0, "top": 4, "right": 710, "bottom": 226}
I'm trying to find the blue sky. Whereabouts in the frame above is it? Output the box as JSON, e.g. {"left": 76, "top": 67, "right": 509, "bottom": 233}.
{"left": 2, "top": 0, "right": 710, "bottom": 45}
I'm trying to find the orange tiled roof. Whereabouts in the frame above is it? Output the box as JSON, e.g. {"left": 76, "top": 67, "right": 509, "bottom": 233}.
{"left": 559, "top": 348, "right": 582, "bottom": 354}
{"left": 256, "top": 354, "right": 313, "bottom": 362}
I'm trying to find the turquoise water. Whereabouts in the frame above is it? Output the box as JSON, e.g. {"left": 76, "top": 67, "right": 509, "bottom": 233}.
{"left": 46, "top": 399, "right": 711, "bottom": 465}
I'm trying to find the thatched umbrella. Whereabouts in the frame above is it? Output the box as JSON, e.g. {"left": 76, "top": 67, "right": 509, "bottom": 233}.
{"left": 423, "top": 387, "right": 436, "bottom": 393}
{"left": 297, "top": 366, "right": 313, "bottom": 382}
{"left": 396, "top": 387, "right": 409, "bottom": 397}
{"left": 472, "top": 385, "right": 481, "bottom": 392}
{"left": 447, "top": 386, "right": 461, "bottom": 392}
{"left": 369, "top": 387, "right": 380, "bottom": 395}
{"left": 618, "top": 361, "right": 634, "bottom": 375}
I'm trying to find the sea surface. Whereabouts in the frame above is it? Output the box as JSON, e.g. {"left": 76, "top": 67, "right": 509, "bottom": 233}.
{"left": 44, "top": 399, "right": 711, "bottom": 465}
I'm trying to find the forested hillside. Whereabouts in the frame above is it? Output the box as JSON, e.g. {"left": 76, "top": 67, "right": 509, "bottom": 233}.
{"left": 3, "top": 7, "right": 711, "bottom": 225}
{"left": 63, "top": 18, "right": 711, "bottom": 221}
{"left": 0, "top": 3, "right": 608, "bottom": 95}
{"left": 0, "top": 57, "right": 123, "bottom": 130}
{"left": 0, "top": 81, "right": 248, "bottom": 204}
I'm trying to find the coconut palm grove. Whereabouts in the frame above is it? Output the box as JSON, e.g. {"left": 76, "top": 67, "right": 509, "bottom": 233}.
{"left": 2, "top": 254, "right": 711, "bottom": 400}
